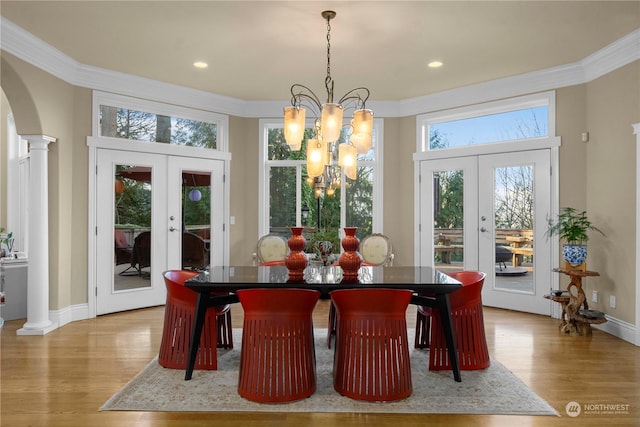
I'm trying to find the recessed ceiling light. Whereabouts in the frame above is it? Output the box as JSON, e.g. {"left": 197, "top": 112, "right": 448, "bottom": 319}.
{"left": 193, "top": 61, "right": 208, "bottom": 69}
{"left": 428, "top": 61, "right": 443, "bottom": 68}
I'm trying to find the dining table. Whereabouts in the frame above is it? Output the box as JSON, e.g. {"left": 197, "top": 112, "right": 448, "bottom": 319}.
{"left": 184, "top": 265, "right": 464, "bottom": 382}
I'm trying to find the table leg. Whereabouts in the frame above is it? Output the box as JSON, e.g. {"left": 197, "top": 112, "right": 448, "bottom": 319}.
{"left": 185, "top": 292, "right": 208, "bottom": 380}
{"left": 436, "top": 294, "right": 461, "bottom": 382}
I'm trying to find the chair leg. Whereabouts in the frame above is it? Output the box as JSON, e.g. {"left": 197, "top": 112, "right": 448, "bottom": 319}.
{"left": 216, "top": 310, "right": 233, "bottom": 349}
{"left": 414, "top": 310, "right": 430, "bottom": 349}
{"left": 327, "top": 302, "right": 337, "bottom": 349}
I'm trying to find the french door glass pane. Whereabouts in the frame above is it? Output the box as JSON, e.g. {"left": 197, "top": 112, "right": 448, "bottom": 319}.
{"left": 181, "top": 170, "right": 211, "bottom": 270}
{"left": 113, "top": 164, "right": 152, "bottom": 290}
{"left": 433, "top": 169, "right": 464, "bottom": 270}
{"left": 494, "top": 165, "right": 534, "bottom": 293}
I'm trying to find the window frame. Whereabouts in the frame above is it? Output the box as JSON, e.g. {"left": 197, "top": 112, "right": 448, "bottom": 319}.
{"left": 417, "top": 91, "right": 556, "bottom": 153}
{"left": 92, "top": 91, "right": 228, "bottom": 150}
{"left": 258, "top": 118, "right": 384, "bottom": 238}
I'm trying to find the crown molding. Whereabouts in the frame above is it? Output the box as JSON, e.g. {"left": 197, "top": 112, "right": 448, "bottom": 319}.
{"left": 582, "top": 29, "right": 640, "bottom": 82}
{"left": 2, "top": 17, "right": 639, "bottom": 118}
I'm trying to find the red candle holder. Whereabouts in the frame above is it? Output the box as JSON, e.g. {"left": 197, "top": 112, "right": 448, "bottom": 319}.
{"left": 338, "top": 227, "right": 362, "bottom": 283}
{"left": 285, "top": 227, "right": 308, "bottom": 282}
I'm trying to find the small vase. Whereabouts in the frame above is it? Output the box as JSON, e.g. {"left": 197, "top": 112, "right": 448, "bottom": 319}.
{"left": 563, "top": 244, "right": 587, "bottom": 267}
{"left": 285, "top": 227, "right": 308, "bottom": 282}
{"left": 339, "top": 227, "right": 362, "bottom": 283}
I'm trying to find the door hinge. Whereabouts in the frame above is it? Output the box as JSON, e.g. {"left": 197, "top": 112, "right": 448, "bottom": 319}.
{"left": 95, "top": 287, "right": 98, "bottom": 296}
{"left": 223, "top": 223, "right": 226, "bottom": 232}
{"left": 96, "top": 226, "right": 98, "bottom": 236}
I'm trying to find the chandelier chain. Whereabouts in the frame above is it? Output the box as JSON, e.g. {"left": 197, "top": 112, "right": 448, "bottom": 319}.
{"left": 325, "top": 14, "right": 333, "bottom": 103}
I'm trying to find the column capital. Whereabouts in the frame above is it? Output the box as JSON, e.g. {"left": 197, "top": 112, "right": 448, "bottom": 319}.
{"left": 633, "top": 123, "right": 640, "bottom": 136}
{"left": 21, "top": 134, "right": 57, "bottom": 146}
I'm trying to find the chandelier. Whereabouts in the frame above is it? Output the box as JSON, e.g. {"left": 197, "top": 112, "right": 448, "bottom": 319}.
{"left": 283, "top": 10, "right": 374, "bottom": 183}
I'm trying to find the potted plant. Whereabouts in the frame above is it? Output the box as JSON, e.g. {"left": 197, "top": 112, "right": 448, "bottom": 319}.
{"left": 0, "top": 227, "right": 14, "bottom": 258}
{"left": 545, "top": 207, "right": 605, "bottom": 266}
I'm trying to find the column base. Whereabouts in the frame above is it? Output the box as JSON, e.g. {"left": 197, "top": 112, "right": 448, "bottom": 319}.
{"left": 17, "top": 320, "right": 56, "bottom": 335}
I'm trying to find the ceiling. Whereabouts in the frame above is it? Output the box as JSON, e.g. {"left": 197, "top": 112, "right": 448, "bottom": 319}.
{"left": 1, "top": 1, "right": 639, "bottom": 102}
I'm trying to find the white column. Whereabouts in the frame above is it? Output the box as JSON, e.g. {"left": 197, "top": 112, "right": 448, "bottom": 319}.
{"left": 17, "top": 135, "right": 57, "bottom": 336}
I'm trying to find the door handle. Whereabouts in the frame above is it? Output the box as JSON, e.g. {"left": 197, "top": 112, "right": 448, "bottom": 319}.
{"left": 480, "top": 227, "right": 488, "bottom": 233}
{"left": 169, "top": 226, "right": 177, "bottom": 232}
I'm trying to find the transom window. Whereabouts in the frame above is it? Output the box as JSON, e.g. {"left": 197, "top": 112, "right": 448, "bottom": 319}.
{"left": 418, "top": 92, "right": 554, "bottom": 152}
{"left": 92, "top": 91, "right": 227, "bottom": 150}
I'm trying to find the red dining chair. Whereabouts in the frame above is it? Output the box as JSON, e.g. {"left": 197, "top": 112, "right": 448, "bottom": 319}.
{"left": 257, "top": 260, "right": 286, "bottom": 266}
{"left": 158, "top": 270, "right": 233, "bottom": 371}
{"left": 418, "top": 271, "right": 490, "bottom": 371}
{"left": 326, "top": 235, "right": 394, "bottom": 349}
{"left": 237, "top": 288, "right": 320, "bottom": 403}
{"left": 330, "top": 288, "right": 413, "bottom": 402}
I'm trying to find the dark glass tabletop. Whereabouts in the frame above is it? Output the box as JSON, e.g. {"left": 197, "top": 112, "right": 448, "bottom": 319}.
{"left": 186, "top": 265, "right": 461, "bottom": 296}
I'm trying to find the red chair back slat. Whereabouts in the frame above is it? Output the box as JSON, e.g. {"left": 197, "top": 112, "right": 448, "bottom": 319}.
{"left": 237, "top": 288, "right": 320, "bottom": 403}
{"left": 428, "top": 270, "right": 490, "bottom": 371}
{"left": 158, "top": 270, "right": 233, "bottom": 371}
{"left": 330, "top": 288, "right": 413, "bottom": 402}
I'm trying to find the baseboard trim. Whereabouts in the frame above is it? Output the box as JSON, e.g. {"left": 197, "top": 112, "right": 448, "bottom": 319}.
{"left": 49, "top": 303, "right": 90, "bottom": 331}
{"left": 43, "top": 303, "right": 639, "bottom": 346}
{"left": 593, "top": 314, "right": 638, "bottom": 346}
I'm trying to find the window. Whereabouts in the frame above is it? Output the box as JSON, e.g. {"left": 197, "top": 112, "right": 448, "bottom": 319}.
{"left": 92, "top": 92, "right": 227, "bottom": 150}
{"left": 418, "top": 92, "right": 554, "bottom": 152}
{"left": 5, "top": 113, "right": 29, "bottom": 254}
{"left": 259, "top": 119, "right": 383, "bottom": 242}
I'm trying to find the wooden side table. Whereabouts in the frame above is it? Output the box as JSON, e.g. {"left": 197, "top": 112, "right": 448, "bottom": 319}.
{"left": 546, "top": 267, "right": 607, "bottom": 336}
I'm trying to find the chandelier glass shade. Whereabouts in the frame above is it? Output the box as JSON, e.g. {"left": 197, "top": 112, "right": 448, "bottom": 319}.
{"left": 338, "top": 143, "right": 357, "bottom": 180}
{"left": 283, "top": 10, "right": 373, "bottom": 184}
{"left": 306, "top": 139, "right": 328, "bottom": 178}
{"left": 283, "top": 106, "right": 306, "bottom": 151}
{"left": 351, "top": 109, "right": 374, "bottom": 154}
{"left": 319, "top": 103, "right": 344, "bottom": 142}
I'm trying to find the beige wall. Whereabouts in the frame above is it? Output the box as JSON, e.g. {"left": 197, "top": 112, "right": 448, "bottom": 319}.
{"left": 584, "top": 61, "right": 639, "bottom": 323}
{"left": 70, "top": 88, "right": 92, "bottom": 305}
{"left": 228, "top": 116, "right": 259, "bottom": 265}
{"left": 0, "top": 47, "right": 637, "bottom": 326}
{"left": 382, "top": 116, "right": 418, "bottom": 266}
{"left": 1, "top": 52, "right": 91, "bottom": 310}
{"left": 556, "top": 85, "right": 588, "bottom": 209}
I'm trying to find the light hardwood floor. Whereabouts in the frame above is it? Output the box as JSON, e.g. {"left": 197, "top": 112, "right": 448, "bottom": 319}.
{"left": 1, "top": 301, "right": 639, "bottom": 427}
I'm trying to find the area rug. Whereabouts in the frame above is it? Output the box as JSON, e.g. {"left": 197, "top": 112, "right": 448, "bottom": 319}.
{"left": 101, "top": 329, "right": 557, "bottom": 415}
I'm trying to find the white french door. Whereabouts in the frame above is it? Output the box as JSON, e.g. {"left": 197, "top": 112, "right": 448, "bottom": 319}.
{"left": 419, "top": 149, "right": 552, "bottom": 315}
{"left": 95, "top": 149, "right": 224, "bottom": 315}
{"left": 478, "top": 151, "right": 552, "bottom": 315}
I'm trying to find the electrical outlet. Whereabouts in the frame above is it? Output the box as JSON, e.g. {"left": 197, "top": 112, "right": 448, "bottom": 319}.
{"left": 592, "top": 291, "right": 598, "bottom": 303}
{"left": 610, "top": 295, "right": 616, "bottom": 309}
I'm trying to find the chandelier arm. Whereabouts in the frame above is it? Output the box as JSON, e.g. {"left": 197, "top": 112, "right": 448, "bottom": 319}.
{"left": 290, "top": 84, "right": 323, "bottom": 117}
{"left": 337, "top": 87, "right": 370, "bottom": 110}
